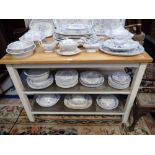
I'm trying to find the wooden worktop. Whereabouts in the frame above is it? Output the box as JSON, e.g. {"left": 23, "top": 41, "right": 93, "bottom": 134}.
{"left": 0, "top": 46, "right": 153, "bottom": 65}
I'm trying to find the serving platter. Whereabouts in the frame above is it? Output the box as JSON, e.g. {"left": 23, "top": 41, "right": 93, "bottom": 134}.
{"left": 64, "top": 94, "right": 92, "bottom": 109}
{"left": 29, "top": 19, "right": 54, "bottom": 37}
{"left": 102, "top": 39, "right": 139, "bottom": 52}
{"left": 99, "top": 44, "right": 144, "bottom": 56}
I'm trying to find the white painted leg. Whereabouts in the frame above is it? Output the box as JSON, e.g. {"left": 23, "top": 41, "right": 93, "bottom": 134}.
{"left": 6, "top": 65, "right": 35, "bottom": 122}
{"left": 122, "top": 63, "right": 147, "bottom": 124}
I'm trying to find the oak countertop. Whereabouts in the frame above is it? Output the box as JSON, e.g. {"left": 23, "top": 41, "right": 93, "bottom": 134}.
{"left": 0, "top": 46, "right": 153, "bottom": 65}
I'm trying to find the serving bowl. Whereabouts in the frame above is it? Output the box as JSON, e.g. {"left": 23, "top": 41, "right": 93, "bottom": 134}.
{"left": 36, "top": 94, "right": 60, "bottom": 107}
{"left": 6, "top": 41, "right": 36, "bottom": 59}
{"left": 24, "top": 69, "right": 50, "bottom": 82}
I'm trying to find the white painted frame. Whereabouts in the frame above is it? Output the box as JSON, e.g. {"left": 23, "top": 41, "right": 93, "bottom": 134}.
{"left": 6, "top": 63, "right": 147, "bottom": 124}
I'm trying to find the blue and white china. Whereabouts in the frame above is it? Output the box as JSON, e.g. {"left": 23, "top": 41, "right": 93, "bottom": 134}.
{"left": 96, "top": 95, "right": 119, "bottom": 110}
{"left": 6, "top": 41, "right": 36, "bottom": 58}
{"left": 29, "top": 19, "right": 54, "bottom": 37}
{"left": 26, "top": 74, "right": 53, "bottom": 89}
{"left": 19, "top": 30, "right": 45, "bottom": 42}
{"left": 59, "top": 39, "right": 78, "bottom": 51}
{"left": 55, "top": 70, "right": 78, "bottom": 88}
{"left": 100, "top": 41, "right": 144, "bottom": 56}
{"left": 36, "top": 94, "right": 60, "bottom": 107}
{"left": 108, "top": 71, "right": 131, "bottom": 89}
{"left": 24, "top": 69, "right": 50, "bottom": 82}
{"left": 64, "top": 94, "right": 92, "bottom": 109}
{"left": 80, "top": 71, "right": 104, "bottom": 87}
{"left": 41, "top": 39, "right": 58, "bottom": 52}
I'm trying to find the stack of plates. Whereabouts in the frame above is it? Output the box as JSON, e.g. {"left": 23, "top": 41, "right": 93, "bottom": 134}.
{"left": 96, "top": 95, "right": 119, "bottom": 110}
{"left": 6, "top": 41, "right": 36, "bottom": 59}
{"left": 64, "top": 94, "right": 92, "bottom": 109}
{"left": 99, "top": 38, "right": 144, "bottom": 56}
{"left": 55, "top": 70, "right": 78, "bottom": 88}
{"left": 80, "top": 71, "right": 104, "bottom": 87}
{"left": 24, "top": 69, "right": 54, "bottom": 89}
{"left": 54, "top": 23, "right": 92, "bottom": 42}
{"left": 36, "top": 94, "right": 60, "bottom": 107}
{"left": 108, "top": 71, "right": 131, "bottom": 89}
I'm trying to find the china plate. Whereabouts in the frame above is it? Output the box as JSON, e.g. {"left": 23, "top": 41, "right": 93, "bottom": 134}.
{"left": 108, "top": 76, "right": 130, "bottom": 90}
{"left": 111, "top": 71, "right": 131, "bottom": 84}
{"left": 29, "top": 19, "right": 54, "bottom": 37}
{"left": 96, "top": 95, "right": 119, "bottom": 110}
{"left": 56, "top": 48, "right": 81, "bottom": 56}
{"left": 36, "top": 94, "right": 60, "bottom": 107}
{"left": 64, "top": 94, "right": 92, "bottom": 109}
{"left": 99, "top": 44, "right": 144, "bottom": 56}
{"left": 80, "top": 71, "right": 104, "bottom": 85}
{"left": 80, "top": 79, "right": 104, "bottom": 88}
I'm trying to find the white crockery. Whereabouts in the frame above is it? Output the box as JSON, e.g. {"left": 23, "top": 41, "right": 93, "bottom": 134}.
{"left": 96, "top": 95, "right": 119, "bottom": 110}
{"left": 59, "top": 39, "right": 78, "bottom": 51}
{"left": 29, "top": 19, "right": 54, "bottom": 37}
{"left": 26, "top": 74, "right": 53, "bottom": 89}
{"left": 64, "top": 94, "right": 92, "bottom": 109}
{"left": 36, "top": 94, "right": 60, "bottom": 107}
{"left": 6, "top": 41, "right": 36, "bottom": 59}
{"left": 24, "top": 69, "right": 50, "bottom": 82}
{"left": 41, "top": 40, "right": 58, "bottom": 52}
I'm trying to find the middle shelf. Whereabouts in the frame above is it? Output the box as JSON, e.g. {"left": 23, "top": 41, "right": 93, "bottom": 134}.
{"left": 23, "top": 81, "right": 131, "bottom": 95}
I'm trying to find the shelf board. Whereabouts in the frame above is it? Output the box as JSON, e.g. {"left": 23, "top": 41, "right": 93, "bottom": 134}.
{"left": 31, "top": 97, "right": 125, "bottom": 115}
{"left": 23, "top": 80, "right": 131, "bottom": 95}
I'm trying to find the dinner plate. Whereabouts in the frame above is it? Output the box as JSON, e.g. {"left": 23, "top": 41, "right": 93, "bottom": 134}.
{"left": 108, "top": 76, "right": 130, "bottom": 90}
{"left": 80, "top": 71, "right": 104, "bottom": 85}
{"left": 111, "top": 71, "right": 131, "bottom": 84}
{"left": 80, "top": 79, "right": 104, "bottom": 88}
{"left": 36, "top": 94, "right": 60, "bottom": 107}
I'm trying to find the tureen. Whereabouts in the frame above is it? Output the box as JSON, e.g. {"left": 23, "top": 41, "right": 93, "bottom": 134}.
{"left": 59, "top": 39, "right": 78, "bottom": 51}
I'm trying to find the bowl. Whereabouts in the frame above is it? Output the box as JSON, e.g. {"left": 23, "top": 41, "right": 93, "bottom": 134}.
{"left": 24, "top": 69, "right": 50, "bottom": 82}
{"left": 41, "top": 39, "right": 58, "bottom": 52}
{"left": 96, "top": 95, "right": 119, "bottom": 110}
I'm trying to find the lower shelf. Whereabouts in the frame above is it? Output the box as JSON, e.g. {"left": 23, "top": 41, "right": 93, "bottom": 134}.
{"left": 31, "top": 98, "right": 125, "bottom": 115}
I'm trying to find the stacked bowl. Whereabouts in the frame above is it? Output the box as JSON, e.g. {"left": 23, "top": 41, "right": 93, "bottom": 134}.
{"left": 64, "top": 94, "right": 92, "bottom": 109}
{"left": 96, "top": 95, "right": 119, "bottom": 110}
{"left": 24, "top": 69, "right": 53, "bottom": 89}
{"left": 108, "top": 71, "right": 131, "bottom": 89}
{"left": 80, "top": 71, "right": 104, "bottom": 87}
{"left": 55, "top": 70, "right": 78, "bottom": 88}
{"left": 6, "top": 41, "right": 36, "bottom": 58}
